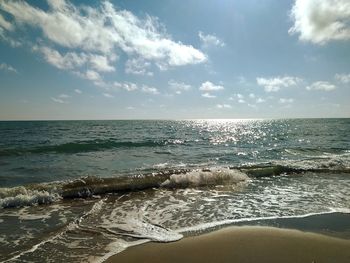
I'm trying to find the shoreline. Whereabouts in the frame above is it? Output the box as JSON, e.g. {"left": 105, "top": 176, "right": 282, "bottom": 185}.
{"left": 105, "top": 226, "right": 350, "bottom": 263}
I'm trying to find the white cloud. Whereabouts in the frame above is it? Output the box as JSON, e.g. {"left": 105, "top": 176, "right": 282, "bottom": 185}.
{"left": 34, "top": 45, "right": 116, "bottom": 75}
{"left": 279, "top": 98, "right": 294, "bottom": 104}
{"left": 82, "top": 70, "right": 101, "bottom": 81}
{"left": 103, "top": 93, "right": 114, "bottom": 98}
{"left": 199, "top": 81, "right": 224, "bottom": 91}
{"left": 202, "top": 93, "right": 216, "bottom": 98}
{"left": 257, "top": 76, "right": 302, "bottom": 92}
{"left": 34, "top": 46, "right": 87, "bottom": 70}
{"left": 51, "top": 93, "right": 71, "bottom": 103}
{"left": 238, "top": 99, "right": 245, "bottom": 104}
{"left": 89, "top": 80, "right": 139, "bottom": 91}
{"left": 0, "top": 0, "right": 206, "bottom": 70}
{"left": 126, "top": 106, "right": 135, "bottom": 110}
{"left": 168, "top": 80, "right": 191, "bottom": 94}
{"left": 0, "top": 13, "right": 13, "bottom": 31}
{"left": 236, "top": 93, "right": 244, "bottom": 99}
{"left": 59, "top": 94, "right": 70, "bottom": 99}
{"left": 0, "top": 62, "right": 17, "bottom": 73}
{"left": 122, "top": 82, "right": 138, "bottom": 92}
{"left": 335, "top": 73, "right": 350, "bottom": 84}
{"left": 198, "top": 31, "right": 225, "bottom": 48}
{"left": 125, "top": 58, "right": 153, "bottom": 76}
{"left": 216, "top": 104, "right": 231, "bottom": 109}
{"left": 141, "top": 85, "right": 159, "bottom": 95}
{"left": 0, "top": 28, "right": 22, "bottom": 47}
{"left": 89, "top": 54, "right": 116, "bottom": 72}
{"left": 256, "top": 98, "right": 266, "bottom": 103}
{"left": 74, "top": 89, "right": 82, "bottom": 94}
{"left": 249, "top": 93, "right": 255, "bottom": 99}
{"left": 306, "top": 81, "right": 337, "bottom": 91}
{"left": 289, "top": 0, "right": 350, "bottom": 44}
{"left": 51, "top": 97, "right": 67, "bottom": 104}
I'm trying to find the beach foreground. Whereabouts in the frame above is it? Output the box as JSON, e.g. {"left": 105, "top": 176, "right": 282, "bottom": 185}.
{"left": 106, "top": 226, "right": 350, "bottom": 263}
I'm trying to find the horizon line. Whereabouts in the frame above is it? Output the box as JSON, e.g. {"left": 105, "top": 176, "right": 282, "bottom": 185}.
{"left": 0, "top": 117, "right": 349, "bottom": 122}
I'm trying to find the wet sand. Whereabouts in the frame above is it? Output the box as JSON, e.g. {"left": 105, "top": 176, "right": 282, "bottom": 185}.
{"left": 105, "top": 226, "right": 350, "bottom": 263}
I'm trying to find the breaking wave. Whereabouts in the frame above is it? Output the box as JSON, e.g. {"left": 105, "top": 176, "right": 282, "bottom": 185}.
{"left": 238, "top": 153, "right": 350, "bottom": 177}
{"left": 1, "top": 153, "right": 350, "bottom": 209}
{"left": 161, "top": 168, "right": 247, "bottom": 188}
{"left": 0, "top": 168, "right": 246, "bottom": 208}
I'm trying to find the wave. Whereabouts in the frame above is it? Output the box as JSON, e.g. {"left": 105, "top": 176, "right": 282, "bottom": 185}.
{"left": 240, "top": 164, "right": 350, "bottom": 178}
{"left": 0, "top": 138, "right": 184, "bottom": 156}
{"left": 161, "top": 168, "right": 248, "bottom": 188}
{"left": 0, "top": 168, "right": 246, "bottom": 208}
{"left": 1, "top": 154, "right": 350, "bottom": 209}
{"left": 238, "top": 153, "right": 350, "bottom": 177}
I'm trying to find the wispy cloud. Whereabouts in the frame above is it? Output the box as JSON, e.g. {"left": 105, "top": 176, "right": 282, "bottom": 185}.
{"left": 289, "top": 0, "right": 350, "bottom": 44}
{"left": 0, "top": 62, "right": 17, "bottom": 73}
{"left": 74, "top": 89, "right": 82, "bottom": 94}
{"left": 236, "top": 94, "right": 244, "bottom": 99}
{"left": 33, "top": 46, "right": 116, "bottom": 77}
{"left": 78, "top": 70, "right": 102, "bottom": 81}
{"left": 237, "top": 76, "right": 248, "bottom": 85}
{"left": 34, "top": 46, "right": 87, "bottom": 70}
{"left": 202, "top": 93, "right": 216, "bottom": 98}
{"left": 113, "top": 82, "right": 138, "bottom": 92}
{"left": 199, "top": 81, "right": 224, "bottom": 91}
{"left": 216, "top": 104, "right": 231, "bottom": 109}
{"left": 89, "top": 54, "right": 116, "bottom": 72}
{"left": 335, "top": 73, "right": 350, "bottom": 84}
{"left": 257, "top": 76, "right": 302, "bottom": 92}
{"left": 198, "top": 31, "right": 225, "bottom": 48}
{"left": 279, "top": 98, "right": 294, "bottom": 104}
{"left": 256, "top": 98, "right": 266, "bottom": 103}
{"left": 306, "top": 81, "right": 337, "bottom": 91}
{"left": 168, "top": 80, "right": 191, "bottom": 94}
{"left": 141, "top": 85, "right": 159, "bottom": 95}
{"left": 51, "top": 97, "right": 67, "bottom": 104}
{"left": 125, "top": 58, "right": 153, "bottom": 76}
{"left": 59, "top": 94, "right": 71, "bottom": 99}
{"left": 0, "top": 13, "right": 13, "bottom": 31}
{"left": 51, "top": 93, "right": 71, "bottom": 104}
{"left": 103, "top": 93, "right": 114, "bottom": 98}
{"left": 0, "top": 29, "right": 22, "bottom": 47}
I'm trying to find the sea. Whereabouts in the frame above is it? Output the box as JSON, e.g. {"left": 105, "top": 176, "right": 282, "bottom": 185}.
{"left": 0, "top": 119, "right": 350, "bottom": 262}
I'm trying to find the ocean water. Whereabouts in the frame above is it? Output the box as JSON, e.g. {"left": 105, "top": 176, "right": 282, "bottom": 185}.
{"left": 0, "top": 119, "right": 350, "bottom": 262}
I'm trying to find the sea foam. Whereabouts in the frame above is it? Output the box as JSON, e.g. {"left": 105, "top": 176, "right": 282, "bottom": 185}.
{"left": 161, "top": 168, "right": 248, "bottom": 188}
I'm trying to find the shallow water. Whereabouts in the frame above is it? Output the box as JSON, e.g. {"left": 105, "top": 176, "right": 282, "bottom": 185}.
{"left": 0, "top": 119, "right": 350, "bottom": 262}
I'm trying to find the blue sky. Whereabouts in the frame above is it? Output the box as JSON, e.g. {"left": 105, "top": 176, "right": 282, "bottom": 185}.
{"left": 0, "top": 0, "right": 349, "bottom": 120}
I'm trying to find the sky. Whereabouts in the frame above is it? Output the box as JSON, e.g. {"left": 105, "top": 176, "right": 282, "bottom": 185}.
{"left": 0, "top": 0, "right": 349, "bottom": 120}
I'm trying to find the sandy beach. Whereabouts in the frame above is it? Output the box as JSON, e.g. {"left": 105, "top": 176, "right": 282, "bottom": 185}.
{"left": 106, "top": 226, "right": 350, "bottom": 263}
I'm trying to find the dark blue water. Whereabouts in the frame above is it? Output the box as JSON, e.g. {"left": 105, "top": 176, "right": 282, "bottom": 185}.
{"left": 0, "top": 119, "right": 350, "bottom": 262}
{"left": 1, "top": 119, "right": 349, "bottom": 187}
